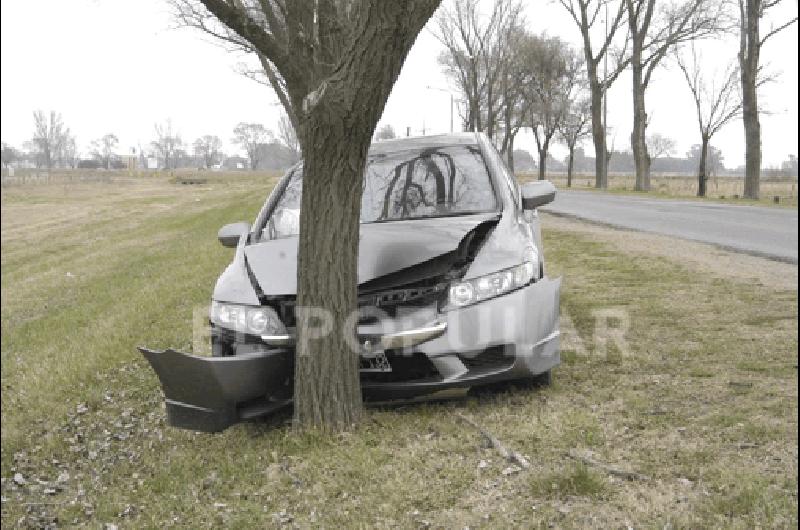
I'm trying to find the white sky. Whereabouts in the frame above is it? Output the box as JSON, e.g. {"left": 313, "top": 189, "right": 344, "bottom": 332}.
{"left": 1, "top": 0, "right": 797, "bottom": 168}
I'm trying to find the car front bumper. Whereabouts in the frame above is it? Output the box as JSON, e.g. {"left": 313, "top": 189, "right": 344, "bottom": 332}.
{"left": 140, "top": 277, "right": 560, "bottom": 432}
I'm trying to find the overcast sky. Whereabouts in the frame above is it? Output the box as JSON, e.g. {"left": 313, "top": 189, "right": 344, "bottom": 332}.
{"left": 1, "top": 0, "right": 797, "bottom": 168}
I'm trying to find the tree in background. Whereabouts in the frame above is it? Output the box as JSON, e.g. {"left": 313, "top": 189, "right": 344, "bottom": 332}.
{"left": 781, "top": 155, "right": 798, "bottom": 177}
{"left": 676, "top": 44, "right": 741, "bottom": 196}
{"left": 528, "top": 35, "right": 582, "bottom": 180}
{"left": 646, "top": 133, "right": 677, "bottom": 161}
{"left": 277, "top": 113, "right": 300, "bottom": 159}
{"left": 374, "top": 124, "right": 397, "bottom": 141}
{"left": 434, "top": 0, "right": 523, "bottom": 138}
{"left": 90, "top": 134, "right": 119, "bottom": 170}
{"left": 496, "top": 27, "right": 537, "bottom": 171}
{"left": 175, "top": 0, "right": 441, "bottom": 430}
{"left": 2, "top": 143, "right": 20, "bottom": 169}
{"left": 687, "top": 143, "right": 725, "bottom": 177}
{"left": 232, "top": 122, "right": 271, "bottom": 170}
{"left": 558, "top": 0, "right": 630, "bottom": 188}
{"left": 559, "top": 97, "right": 592, "bottom": 187}
{"left": 63, "top": 135, "right": 78, "bottom": 169}
{"left": 625, "top": 0, "right": 725, "bottom": 192}
{"left": 32, "top": 110, "right": 71, "bottom": 170}
{"left": 193, "top": 135, "right": 223, "bottom": 168}
{"left": 738, "top": 0, "right": 797, "bottom": 199}
{"left": 152, "top": 120, "right": 183, "bottom": 170}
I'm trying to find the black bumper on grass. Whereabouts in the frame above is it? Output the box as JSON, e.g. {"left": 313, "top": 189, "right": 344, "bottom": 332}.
{"left": 138, "top": 347, "right": 291, "bottom": 432}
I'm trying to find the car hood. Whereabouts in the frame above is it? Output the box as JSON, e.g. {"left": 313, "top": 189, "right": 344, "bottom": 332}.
{"left": 244, "top": 213, "right": 501, "bottom": 296}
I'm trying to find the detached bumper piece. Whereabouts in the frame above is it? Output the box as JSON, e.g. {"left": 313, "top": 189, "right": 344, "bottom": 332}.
{"left": 138, "top": 347, "right": 290, "bottom": 432}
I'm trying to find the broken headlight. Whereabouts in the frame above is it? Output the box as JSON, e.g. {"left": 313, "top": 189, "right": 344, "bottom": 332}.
{"left": 447, "top": 247, "right": 539, "bottom": 309}
{"left": 209, "top": 301, "right": 287, "bottom": 336}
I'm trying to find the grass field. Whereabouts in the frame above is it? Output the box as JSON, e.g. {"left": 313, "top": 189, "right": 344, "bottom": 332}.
{"left": 519, "top": 172, "right": 799, "bottom": 208}
{"left": 1, "top": 173, "right": 797, "bottom": 528}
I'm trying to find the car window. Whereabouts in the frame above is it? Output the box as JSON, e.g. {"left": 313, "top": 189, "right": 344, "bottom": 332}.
{"left": 261, "top": 145, "right": 497, "bottom": 240}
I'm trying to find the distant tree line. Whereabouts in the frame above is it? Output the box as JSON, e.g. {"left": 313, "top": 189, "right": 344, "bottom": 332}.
{"left": 434, "top": 0, "right": 797, "bottom": 197}
{"left": 1, "top": 112, "right": 301, "bottom": 172}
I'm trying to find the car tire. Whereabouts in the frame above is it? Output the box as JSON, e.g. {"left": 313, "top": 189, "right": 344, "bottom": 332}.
{"left": 530, "top": 369, "right": 552, "bottom": 386}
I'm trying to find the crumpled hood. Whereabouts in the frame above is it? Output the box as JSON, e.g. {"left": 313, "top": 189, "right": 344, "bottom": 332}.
{"left": 244, "top": 213, "right": 500, "bottom": 296}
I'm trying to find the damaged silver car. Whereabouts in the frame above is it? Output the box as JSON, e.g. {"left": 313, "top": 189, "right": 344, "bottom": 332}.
{"left": 140, "top": 133, "right": 561, "bottom": 432}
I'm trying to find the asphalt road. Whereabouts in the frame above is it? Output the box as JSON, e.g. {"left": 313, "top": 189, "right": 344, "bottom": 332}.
{"left": 543, "top": 190, "right": 799, "bottom": 264}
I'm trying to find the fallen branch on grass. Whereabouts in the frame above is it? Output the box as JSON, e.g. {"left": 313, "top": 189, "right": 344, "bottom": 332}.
{"left": 456, "top": 412, "right": 530, "bottom": 469}
{"left": 566, "top": 449, "right": 650, "bottom": 481}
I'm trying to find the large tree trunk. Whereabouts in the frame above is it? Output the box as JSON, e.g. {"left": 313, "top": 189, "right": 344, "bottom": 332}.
{"left": 740, "top": 0, "right": 761, "bottom": 200}
{"left": 698, "top": 135, "right": 709, "bottom": 197}
{"left": 631, "top": 58, "right": 651, "bottom": 191}
{"left": 589, "top": 79, "right": 607, "bottom": 188}
{"left": 291, "top": 2, "right": 439, "bottom": 430}
{"left": 294, "top": 111, "right": 368, "bottom": 429}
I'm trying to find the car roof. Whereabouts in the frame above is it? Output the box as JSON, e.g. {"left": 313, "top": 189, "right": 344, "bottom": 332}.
{"left": 368, "top": 132, "right": 481, "bottom": 155}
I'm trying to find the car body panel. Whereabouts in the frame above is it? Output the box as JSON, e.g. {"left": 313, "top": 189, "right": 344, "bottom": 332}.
{"left": 241, "top": 212, "right": 501, "bottom": 296}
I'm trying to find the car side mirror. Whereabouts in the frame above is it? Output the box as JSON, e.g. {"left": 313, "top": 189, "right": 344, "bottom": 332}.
{"left": 521, "top": 181, "right": 557, "bottom": 210}
{"left": 218, "top": 222, "right": 250, "bottom": 248}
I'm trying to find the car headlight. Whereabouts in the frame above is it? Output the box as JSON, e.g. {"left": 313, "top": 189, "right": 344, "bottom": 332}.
{"left": 210, "top": 301, "right": 287, "bottom": 335}
{"left": 446, "top": 247, "right": 539, "bottom": 309}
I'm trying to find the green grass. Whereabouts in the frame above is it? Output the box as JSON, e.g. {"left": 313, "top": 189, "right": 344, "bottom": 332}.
{"left": 1, "top": 174, "right": 797, "bottom": 528}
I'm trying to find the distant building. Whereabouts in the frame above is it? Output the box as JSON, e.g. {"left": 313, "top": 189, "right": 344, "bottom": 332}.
{"left": 222, "top": 155, "right": 248, "bottom": 170}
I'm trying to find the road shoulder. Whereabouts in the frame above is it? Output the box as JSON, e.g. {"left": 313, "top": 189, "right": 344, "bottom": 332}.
{"left": 541, "top": 212, "right": 798, "bottom": 292}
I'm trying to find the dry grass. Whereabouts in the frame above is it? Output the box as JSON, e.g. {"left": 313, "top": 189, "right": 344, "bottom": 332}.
{"left": 520, "top": 172, "right": 799, "bottom": 207}
{"left": 1, "top": 173, "right": 797, "bottom": 528}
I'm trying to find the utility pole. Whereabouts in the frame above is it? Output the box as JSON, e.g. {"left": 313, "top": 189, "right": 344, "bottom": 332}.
{"left": 426, "top": 85, "right": 454, "bottom": 133}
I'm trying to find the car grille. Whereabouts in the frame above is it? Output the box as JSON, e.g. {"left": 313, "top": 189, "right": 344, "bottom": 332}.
{"left": 270, "top": 279, "right": 448, "bottom": 327}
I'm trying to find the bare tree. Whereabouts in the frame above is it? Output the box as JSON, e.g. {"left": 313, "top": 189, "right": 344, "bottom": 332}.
{"left": 63, "top": 135, "right": 78, "bottom": 169}
{"left": 152, "top": 120, "right": 183, "bottom": 170}
{"left": 497, "top": 27, "right": 538, "bottom": 171}
{"left": 32, "top": 110, "right": 69, "bottom": 170}
{"left": 277, "top": 113, "right": 299, "bottom": 157}
{"left": 559, "top": 97, "right": 592, "bottom": 187}
{"left": 433, "top": 0, "right": 523, "bottom": 139}
{"left": 626, "top": 0, "right": 726, "bottom": 192}
{"left": 646, "top": 132, "right": 677, "bottom": 160}
{"left": 2, "top": 143, "right": 19, "bottom": 169}
{"left": 738, "top": 0, "right": 797, "bottom": 199}
{"left": 193, "top": 135, "right": 223, "bottom": 168}
{"left": 91, "top": 134, "right": 120, "bottom": 169}
{"left": 528, "top": 36, "right": 582, "bottom": 180}
{"left": 232, "top": 122, "right": 271, "bottom": 170}
{"left": 174, "top": 0, "right": 441, "bottom": 430}
{"left": 559, "top": 0, "right": 630, "bottom": 188}
{"left": 374, "top": 124, "right": 397, "bottom": 141}
{"left": 676, "top": 45, "right": 741, "bottom": 196}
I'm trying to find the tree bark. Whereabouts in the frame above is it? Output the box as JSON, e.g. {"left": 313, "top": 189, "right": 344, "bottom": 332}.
{"left": 294, "top": 109, "right": 366, "bottom": 429}
{"left": 698, "top": 135, "right": 709, "bottom": 197}
{"left": 740, "top": 0, "right": 761, "bottom": 200}
{"left": 589, "top": 77, "right": 607, "bottom": 188}
{"left": 630, "top": 52, "right": 651, "bottom": 191}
